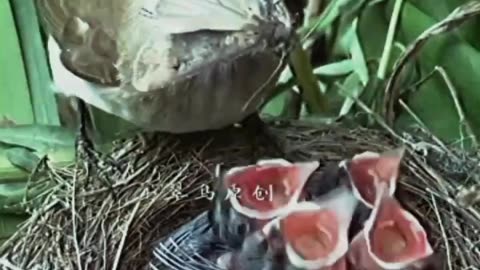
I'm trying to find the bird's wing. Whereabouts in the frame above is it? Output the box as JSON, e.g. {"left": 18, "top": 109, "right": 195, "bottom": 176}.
{"left": 150, "top": 211, "right": 228, "bottom": 270}
{"left": 137, "top": 0, "right": 262, "bottom": 33}
{"left": 35, "top": 0, "right": 122, "bottom": 86}
{"left": 35, "top": 0, "right": 266, "bottom": 91}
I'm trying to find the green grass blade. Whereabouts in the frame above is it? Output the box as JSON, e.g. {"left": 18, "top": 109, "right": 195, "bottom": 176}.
{"left": 0, "top": 0, "right": 33, "bottom": 125}
{"left": 10, "top": 0, "right": 60, "bottom": 125}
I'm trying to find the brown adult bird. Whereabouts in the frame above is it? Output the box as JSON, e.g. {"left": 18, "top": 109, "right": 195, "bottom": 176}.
{"left": 35, "top": 0, "right": 295, "bottom": 162}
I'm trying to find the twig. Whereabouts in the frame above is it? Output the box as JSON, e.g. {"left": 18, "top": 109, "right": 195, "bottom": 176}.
{"left": 0, "top": 258, "right": 22, "bottom": 270}
{"left": 71, "top": 166, "right": 82, "bottom": 270}
{"left": 431, "top": 193, "right": 453, "bottom": 270}
{"left": 112, "top": 190, "right": 145, "bottom": 270}
{"left": 398, "top": 99, "right": 459, "bottom": 159}
{"left": 450, "top": 214, "right": 469, "bottom": 267}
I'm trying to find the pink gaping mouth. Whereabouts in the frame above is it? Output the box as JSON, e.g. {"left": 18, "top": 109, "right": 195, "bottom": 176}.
{"left": 367, "top": 189, "right": 433, "bottom": 266}
{"left": 282, "top": 210, "right": 339, "bottom": 260}
{"left": 342, "top": 148, "right": 404, "bottom": 208}
{"left": 224, "top": 159, "right": 319, "bottom": 219}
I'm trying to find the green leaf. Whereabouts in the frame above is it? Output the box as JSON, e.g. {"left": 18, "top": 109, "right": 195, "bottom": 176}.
{"left": 0, "top": 178, "right": 53, "bottom": 215}
{"left": 10, "top": 0, "right": 60, "bottom": 125}
{"left": 6, "top": 147, "right": 40, "bottom": 172}
{"left": 0, "top": 124, "right": 75, "bottom": 155}
{"left": 0, "top": 145, "right": 75, "bottom": 185}
{"left": 338, "top": 72, "right": 364, "bottom": 116}
{"left": 341, "top": 18, "right": 369, "bottom": 86}
{"left": 262, "top": 91, "right": 291, "bottom": 117}
{"left": 358, "top": 3, "right": 390, "bottom": 60}
{"left": 0, "top": 0, "right": 34, "bottom": 125}
{"left": 404, "top": 0, "right": 451, "bottom": 20}
{"left": 404, "top": 0, "right": 480, "bottom": 50}
{"left": 0, "top": 213, "right": 28, "bottom": 246}
{"left": 397, "top": 2, "right": 452, "bottom": 64}
{"left": 314, "top": 59, "right": 354, "bottom": 76}
{"left": 395, "top": 68, "right": 461, "bottom": 142}
{"left": 394, "top": 1, "right": 480, "bottom": 145}
{"left": 288, "top": 45, "right": 328, "bottom": 114}
{"left": 0, "top": 183, "right": 26, "bottom": 210}
{"left": 279, "top": 91, "right": 302, "bottom": 119}
{"left": 444, "top": 0, "right": 480, "bottom": 51}
{"left": 301, "top": 0, "right": 366, "bottom": 38}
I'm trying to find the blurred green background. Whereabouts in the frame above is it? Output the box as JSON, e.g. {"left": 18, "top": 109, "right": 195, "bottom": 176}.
{"left": 1, "top": 0, "right": 480, "bottom": 245}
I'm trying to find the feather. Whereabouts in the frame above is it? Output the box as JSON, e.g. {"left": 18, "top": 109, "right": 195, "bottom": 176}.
{"left": 137, "top": 0, "right": 262, "bottom": 33}
{"left": 35, "top": 0, "right": 293, "bottom": 133}
{"left": 150, "top": 211, "right": 230, "bottom": 270}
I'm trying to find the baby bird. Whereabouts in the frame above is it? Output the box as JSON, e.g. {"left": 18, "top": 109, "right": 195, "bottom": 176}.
{"left": 347, "top": 184, "right": 434, "bottom": 270}
{"left": 303, "top": 148, "right": 405, "bottom": 240}
{"left": 339, "top": 147, "right": 405, "bottom": 209}
{"left": 211, "top": 159, "right": 319, "bottom": 248}
{"left": 276, "top": 187, "right": 357, "bottom": 269}
{"left": 219, "top": 187, "right": 358, "bottom": 270}
{"left": 149, "top": 211, "right": 228, "bottom": 270}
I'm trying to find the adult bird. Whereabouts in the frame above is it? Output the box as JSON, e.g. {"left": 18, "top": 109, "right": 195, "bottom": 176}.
{"left": 34, "top": 0, "right": 295, "bottom": 163}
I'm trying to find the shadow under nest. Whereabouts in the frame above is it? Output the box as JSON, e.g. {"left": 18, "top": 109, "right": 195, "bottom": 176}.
{"left": 0, "top": 120, "right": 479, "bottom": 270}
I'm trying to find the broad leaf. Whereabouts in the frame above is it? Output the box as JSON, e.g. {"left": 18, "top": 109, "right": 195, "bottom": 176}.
{"left": 0, "top": 213, "right": 28, "bottom": 246}
{"left": 0, "top": 124, "right": 75, "bottom": 155}
{"left": 394, "top": 1, "right": 480, "bottom": 146}
{"left": 6, "top": 147, "right": 40, "bottom": 172}
{"left": 301, "top": 0, "right": 364, "bottom": 38}
{"left": 338, "top": 73, "right": 364, "bottom": 117}
{"left": 341, "top": 18, "right": 369, "bottom": 86}
{"left": 314, "top": 60, "right": 355, "bottom": 76}
{"left": 0, "top": 0, "right": 33, "bottom": 125}
{"left": 10, "top": 0, "right": 60, "bottom": 125}
{"left": 0, "top": 183, "right": 26, "bottom": 212}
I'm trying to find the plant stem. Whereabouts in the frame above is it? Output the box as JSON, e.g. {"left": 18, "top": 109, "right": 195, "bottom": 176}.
{"left": 377, "top": 0, "right": 404, "bottom": 80}
{"left": 289, "top": 44, "right": 328, "bottom": 114}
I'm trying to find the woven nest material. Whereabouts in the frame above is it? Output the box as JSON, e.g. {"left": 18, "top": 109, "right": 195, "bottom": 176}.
{"left": 0, "top": 121, "right": 479, "bottom": 270}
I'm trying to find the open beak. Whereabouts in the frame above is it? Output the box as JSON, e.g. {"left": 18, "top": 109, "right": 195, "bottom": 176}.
{"left": 224, "top": 158, "right": 319, "bottom": 219}
{"left": 340, "top": 147, "right": 404, "bottom": 208}
{"left": 276, "top": 188, "right": 357, "bottom": 269}
{"left": 348, "top": 184, "right": 433, "bottom": 269}
{"left": 320, "top": 256, "right": 347, "bottom": 270}
{"left": 348, "top": 231, "right": 382, "bottom": 270}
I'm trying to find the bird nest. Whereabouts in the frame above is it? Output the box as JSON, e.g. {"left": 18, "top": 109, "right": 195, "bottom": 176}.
{"left": 0, "top": 120, "right": 479, "bottom": 270}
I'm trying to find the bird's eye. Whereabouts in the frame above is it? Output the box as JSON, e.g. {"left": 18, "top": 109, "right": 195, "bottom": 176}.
{"left": 260, "top": 238, "right": 269, "bottom": 250}
{"left": 236, "top": 223, "right": 249, "bottom": 236}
